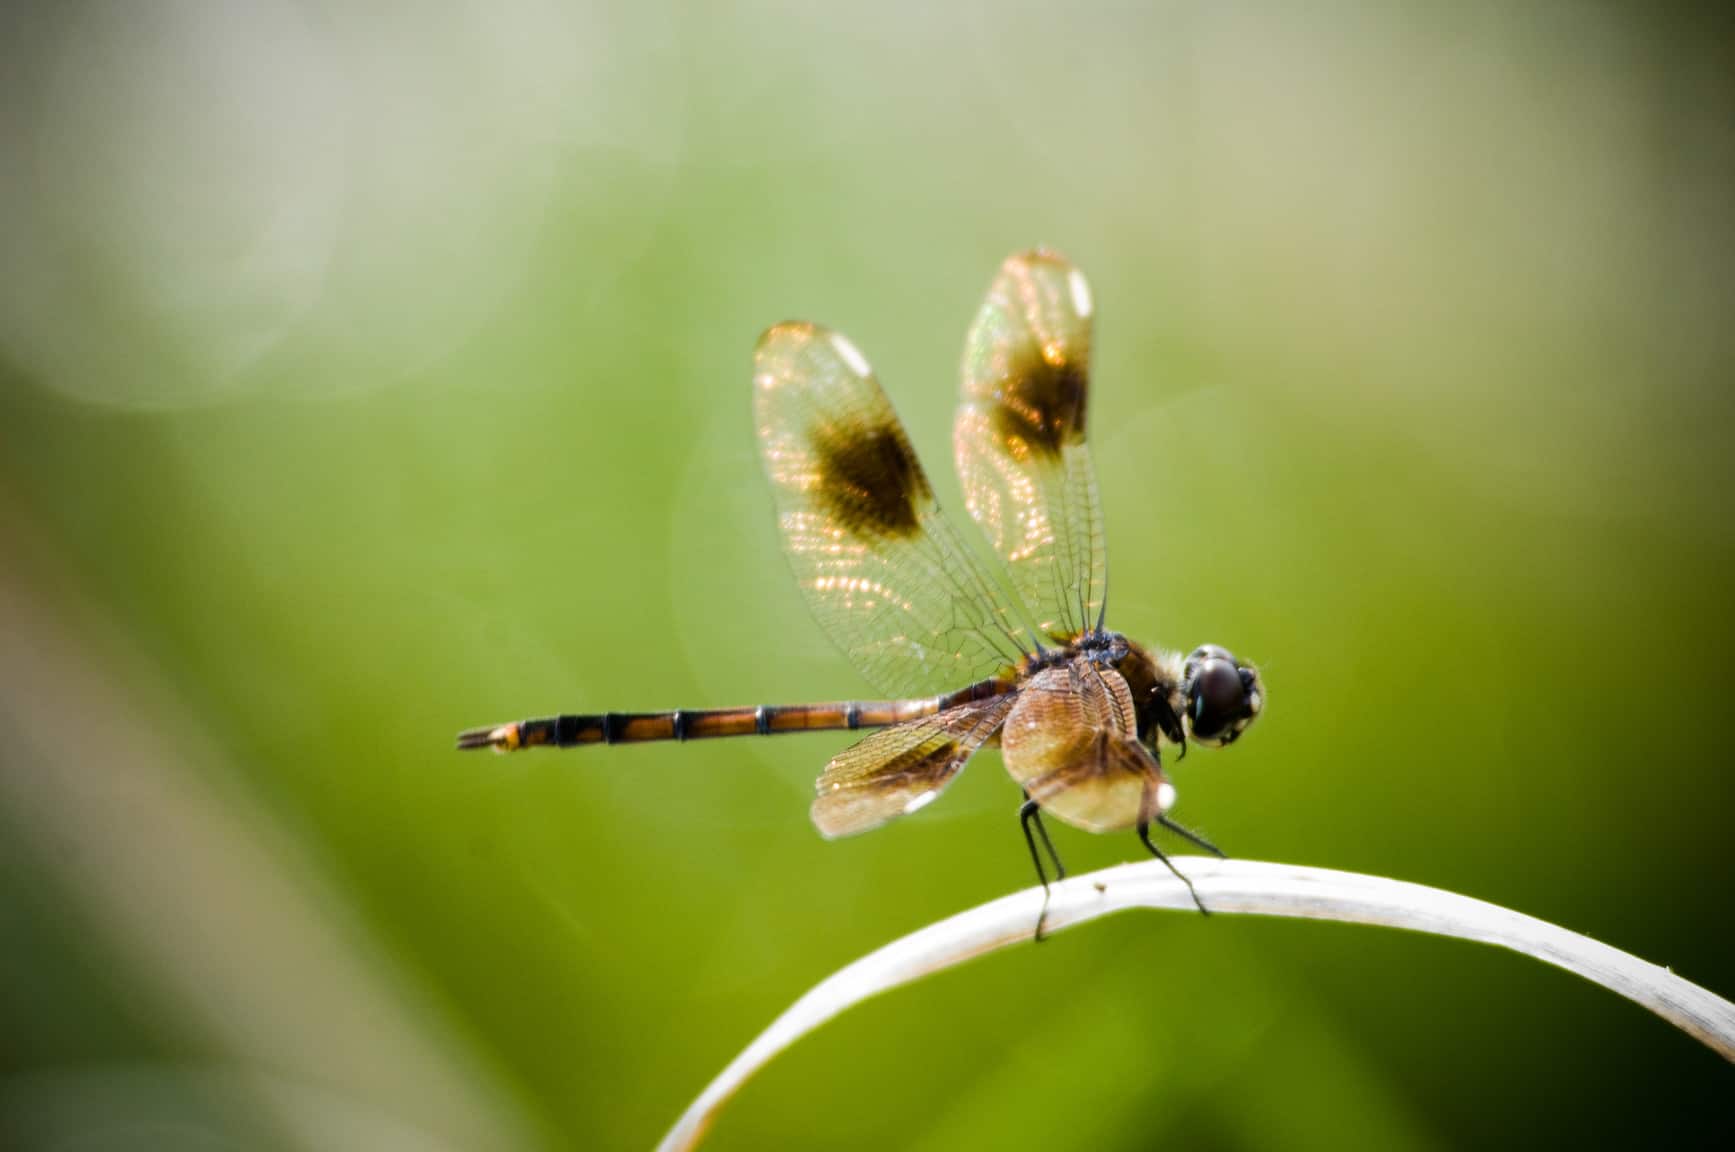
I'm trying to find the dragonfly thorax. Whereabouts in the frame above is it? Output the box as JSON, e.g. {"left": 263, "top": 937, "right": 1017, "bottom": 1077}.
{"left": 1022, "top": 628, "right": 1128, "bottom": 671}
{"left": 1108, "top": 638, "right": 1187, "bottom": 749}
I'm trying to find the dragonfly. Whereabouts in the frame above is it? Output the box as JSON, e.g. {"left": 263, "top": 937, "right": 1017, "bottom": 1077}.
{"left": 458, "top": 250, "right": 1264, "bottom": 929}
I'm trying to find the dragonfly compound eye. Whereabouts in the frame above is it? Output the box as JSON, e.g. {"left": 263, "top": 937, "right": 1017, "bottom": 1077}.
{"left": 1185, "top": 647, "right": 1263, "bottom": 748}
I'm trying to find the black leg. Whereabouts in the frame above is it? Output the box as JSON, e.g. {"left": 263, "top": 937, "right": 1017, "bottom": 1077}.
{"left": 1157, "top": 813, "right": 1226, "bottom": 858}
{"left": 1033, "top": 806, "right": 1065, "bottom": 883}
{"left": 1019, "top": 794, "right": 1067, "bottom": 942}
{"left": 1137, "top": 821, "right": 1210, "bottom": 916}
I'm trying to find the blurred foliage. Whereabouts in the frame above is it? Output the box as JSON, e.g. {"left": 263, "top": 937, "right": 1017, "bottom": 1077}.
{"left": 1, "top": 2, "right": 1732, "bottom": 1149}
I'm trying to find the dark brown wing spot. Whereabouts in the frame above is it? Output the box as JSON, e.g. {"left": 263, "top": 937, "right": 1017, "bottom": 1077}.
{"left": 809, "top": 421, "right": 932, "bottom": 540}
{"left": 993, "top": 352, "right": 1088, "bottom": 460}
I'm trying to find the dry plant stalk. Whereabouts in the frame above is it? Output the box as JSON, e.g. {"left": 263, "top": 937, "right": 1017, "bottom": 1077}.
{"left": 660, "top": 857, "right": 1735, "bottom": 1151}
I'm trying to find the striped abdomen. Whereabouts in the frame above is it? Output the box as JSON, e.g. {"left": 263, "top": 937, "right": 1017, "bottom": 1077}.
{"left": 454, "top": 677, "right": 1013, "bottom": 752}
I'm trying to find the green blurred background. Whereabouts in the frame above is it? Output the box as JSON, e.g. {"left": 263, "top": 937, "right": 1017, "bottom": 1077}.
{"left": 2, "top": 2, "right": 1731, "bottom": 1148}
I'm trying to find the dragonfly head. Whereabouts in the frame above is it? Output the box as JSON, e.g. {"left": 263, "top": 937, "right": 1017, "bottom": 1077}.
{"left": 1182, "top": 645, "right": 1264, "bottom": 749}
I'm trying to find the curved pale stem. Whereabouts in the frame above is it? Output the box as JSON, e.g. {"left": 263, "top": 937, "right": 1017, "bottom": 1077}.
{"left": 660, "top": 857, "right": 1735, "bottom": 1152}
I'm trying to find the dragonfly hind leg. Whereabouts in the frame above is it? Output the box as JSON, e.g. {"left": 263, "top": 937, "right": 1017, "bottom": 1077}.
{"left": 1019, "top": 791, "right": 1066, "bottom": 942}
{"left": 1136, "top": 819, "right": 1216, "bottom": 916}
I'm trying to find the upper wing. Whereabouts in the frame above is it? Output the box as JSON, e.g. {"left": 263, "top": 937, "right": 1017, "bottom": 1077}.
{"left": 955, "top": 250, "right": 1106, "bottom": 642}
{"left": 811, "top": 692, "right": 1017, "bottom": 838}
{"left": 1000, "top": 661, "right": 1165, "bottom": 834}
{"left": 755, "top": 321, "right": 1032, "bottom": 697}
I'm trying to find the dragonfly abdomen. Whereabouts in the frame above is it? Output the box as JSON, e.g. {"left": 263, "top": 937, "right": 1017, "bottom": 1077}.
{"left": 458, "top": 699, "right": 938, "bottom": 752}
{"left": 456, "top": 674, "right": 1018, "bottom": 753}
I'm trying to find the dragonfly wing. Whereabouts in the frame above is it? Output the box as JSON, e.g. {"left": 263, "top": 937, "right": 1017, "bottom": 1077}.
{"left": 756, "top": 321, "right": 1034, "bottom": 697}
{"left": 955, "top": 250, "right": 1107, "bottom": 642}
{"left": 811, "top": 692, "right": 1017, "bottom": 838}
{"left": 1000, "top": 660, "right": 1164, "bottom": 833}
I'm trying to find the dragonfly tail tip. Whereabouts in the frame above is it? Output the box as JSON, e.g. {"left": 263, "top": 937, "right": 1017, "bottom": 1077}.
{"left": 455, "top": 723, "right": 520, "bottom": 752}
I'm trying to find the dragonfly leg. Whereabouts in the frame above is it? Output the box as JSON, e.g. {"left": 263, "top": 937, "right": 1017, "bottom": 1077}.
{"left": 1019, "top": 792, "right": 1067, "bottom": 942}
{"left": 1137, "top": 821, "right": 1211, "bottom": 916}
{"left": 1157, "top": 813, "right": 1225, "bottom": 859}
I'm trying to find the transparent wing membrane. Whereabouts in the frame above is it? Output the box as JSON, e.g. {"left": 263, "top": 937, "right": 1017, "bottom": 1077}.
{"left": 955, "top": 250, "right": 1107, "bottom": 641}
{"left": 755, "top": 321, "right": 1032, "bottom": 697}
